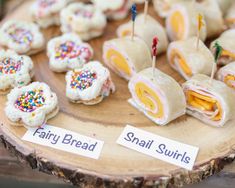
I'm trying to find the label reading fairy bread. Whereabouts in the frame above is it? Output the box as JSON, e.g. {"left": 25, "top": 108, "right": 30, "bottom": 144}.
{"left": 22, "top": 124, "right": 104, "bottom": 159}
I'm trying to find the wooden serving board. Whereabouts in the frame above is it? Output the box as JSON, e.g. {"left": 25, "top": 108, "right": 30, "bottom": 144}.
{"left": 1, "top": 1, "right": 235, "bottom": 187}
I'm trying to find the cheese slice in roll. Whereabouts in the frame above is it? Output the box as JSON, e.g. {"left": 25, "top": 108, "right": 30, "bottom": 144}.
{"left": 128, "top": 68, "right": 186, "bottom": 125}
{"left": 167, "top": 37, "right": 214, "bottom": 80}
{"left": 217, "top": 62, "right": 235, "bottom": 90}
{"left": 210, "top": 29, "right": 235, "bottom": 65}
{"left": 117, "top": 14, "right": 168, "bottom": 55}
{"left": 103, "top": 37, "right": 152, "bottom": 80}
{"left": 183, "top": 74, "right": 235, "bottom": 127}
{"left": 166, "top": 1, "right": 207, "bottom": 41}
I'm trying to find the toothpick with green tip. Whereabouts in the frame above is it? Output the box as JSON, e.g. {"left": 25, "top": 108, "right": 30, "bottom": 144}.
{"left": 210, "top": 41, "right": 222, "bottom": 84}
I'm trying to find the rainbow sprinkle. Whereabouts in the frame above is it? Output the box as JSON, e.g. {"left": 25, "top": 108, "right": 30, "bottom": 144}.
{"left": 6, "top": 25, "right": 33, "bottom": 45}
{"left": 55, "top": 41, "right": 92, "bottom": 62}
{"left": 70, "top": 70, "right": 97, "bottom": 90}
{"left": 38, "top": 0, "right": 57, "bottom": 8}
{"left": 75, "top": 9, "right": 93, "bottom": 19}
{"left": 0, "top": 58, "right": 22, "bottom": 74}
{"left": 15, "top": 89, "right": 45, "bottom": 112}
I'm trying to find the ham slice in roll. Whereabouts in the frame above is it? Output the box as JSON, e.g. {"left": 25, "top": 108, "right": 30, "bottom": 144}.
{"left": 117, "top": 14, "right": 168, "bottom": 55}
{"left": 210, "top": 29, "right": 235, "bottom": 65}
{"left": 167, "top": 37, "right": 214, "bottom": 80}
{"left": 103, "top": 37, "right": 152, "bottom": 80}
{"left": 166, "top": 1, "right": 207, "bottom": 41}
{"left": 217, "top": 62, "right": 235, "bottom": 90}
{"left": 128, "top": 68, "right": 186, "bottom": 125}
{"left": 183, "top": 74, "right": 235, "bottom": 127}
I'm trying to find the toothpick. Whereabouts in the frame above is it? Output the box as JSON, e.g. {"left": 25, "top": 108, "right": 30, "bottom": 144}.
{"left": 144, "top": 0, "right": 149, "bottom": 22}
{"left": 131, "top": 4, "right": 137, "bottom": 41}
{"left": 196, "top": 14, "right": 204, "bottom": 50}
{"left": 152, "top": 37, "right": 159, "bottom": 77}
{"left": 152, "top": 55, "right": 156, "bottom": 76}
{"left": 132, "top": 21, "right": 135, "bottom": 41}
{"left": 210, "top": 41, "right": 222, "bottom": 84}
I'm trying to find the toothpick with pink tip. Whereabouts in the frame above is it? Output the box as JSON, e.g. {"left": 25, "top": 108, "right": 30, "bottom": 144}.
{"left": 152, "top": 36, "right": 159, "bottom": 76}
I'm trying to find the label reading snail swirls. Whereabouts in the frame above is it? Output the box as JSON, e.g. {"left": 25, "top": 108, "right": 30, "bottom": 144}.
{"left": 117, "top": 125, "right": 199, "bottom": 170}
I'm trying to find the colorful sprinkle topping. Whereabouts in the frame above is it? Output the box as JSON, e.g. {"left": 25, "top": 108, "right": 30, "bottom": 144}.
{"left": 0, "top": 58, "right": 22, "bottom": 74}
{"left": 15, "top": 89, "right": 45, "bottom": 112}
{"left": 6, "top": 25, "right": 33, "bottom": 45}
{"left": 55, "top": 41, "right": 92, "bottom": 62}
{"left": 38, "top": 0, "right": 57, "bottom": 8}
{"left": 70, "top": 70, "right": 97, "bottom": 90}
{"left": 75, "top": 9, "right": 93, "bottom": 19}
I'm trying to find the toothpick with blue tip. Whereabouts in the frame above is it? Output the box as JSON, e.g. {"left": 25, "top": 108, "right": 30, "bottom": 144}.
{"left": 131, "top": 4, "right": 137, "bottom": 41}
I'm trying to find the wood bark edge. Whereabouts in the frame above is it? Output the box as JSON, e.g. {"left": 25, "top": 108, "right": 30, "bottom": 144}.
{"left": 1, "top": 122, "right": 235, "bottom": 188}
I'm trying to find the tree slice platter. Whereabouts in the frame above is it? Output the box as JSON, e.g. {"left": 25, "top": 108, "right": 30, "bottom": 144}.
{"left": 1, "top": 1, "right": 235, "bottom": 187}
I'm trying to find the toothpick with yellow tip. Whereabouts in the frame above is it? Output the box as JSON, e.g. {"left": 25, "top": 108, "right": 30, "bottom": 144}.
{"left": 196, "top": 14, "right": 205, "bottom": 50}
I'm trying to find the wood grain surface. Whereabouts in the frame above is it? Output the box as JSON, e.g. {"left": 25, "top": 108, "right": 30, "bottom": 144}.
{"left": 1, "top": 1, "right": 235, "bottom": 187}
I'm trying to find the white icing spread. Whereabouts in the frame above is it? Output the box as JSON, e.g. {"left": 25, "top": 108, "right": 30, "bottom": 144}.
{"left": 5, "top": 82, "right": 58, "bottom": 128}
{"left": 30, "top": 0, "right": 73, "bottom": 28}
{"left": 0, "top": 20, "right": 45, "bottom": 54}
{"left": 60, "top": 2, "right": 107, "bottom": 41}
{"left": 47, "top": 33, "right": 94, "bottom": 72}
{"left": 0, "top": 50, "right": 34, "bottom": 92}
{"left": 65, "top": 61, "right": 115, "bottom": 103}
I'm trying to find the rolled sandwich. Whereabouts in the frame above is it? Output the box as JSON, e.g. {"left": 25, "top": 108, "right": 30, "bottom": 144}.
{"left": 210, "top": 29, "right": 235, "bottom": 65}
{"left": 183, "top": 74, "right": 235, "bottom": 127}
{"left": 225, "top": 2, "right": 235, "bottom": 29}
{"left": 128, "top": 67, "right": 186, "bottom": 125}
{"left": 217, "top": 62, "right": 235, "bottom": 90}
{"left": 196, "top": 0, "right": 224, "bottom": 38}
{"left": 215, "top": 0, "right": 233, "bottom": 15}
{"left": 166, "top": 1, "right": 207, "bottom": 41}
{"left": 153, "top": 0, "right": 186, "bottom": 18}
{"left": 117, "top": 14, "right": 168, "bottom": 54}
{"left": 103, "top": 37, "right": 152, "bottom": 80}
{"left": 167, "top": 37, "right": 214, "bottom": 80}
